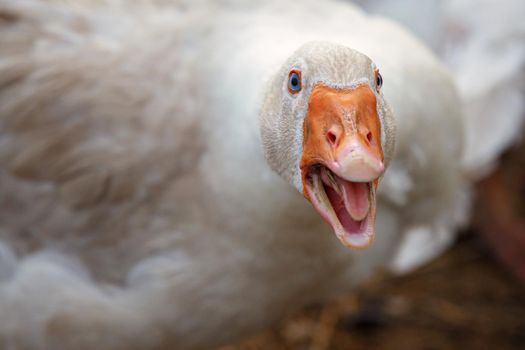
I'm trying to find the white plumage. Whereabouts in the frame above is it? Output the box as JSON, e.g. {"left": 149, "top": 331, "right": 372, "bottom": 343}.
{"left": 0, "top": 0, "right": 518, "bottom": 349}
{"left": 355, "top": 0, "right": 525, "bottom": 272}
{"left": 357, "top": 0, "right": 525, "bottom": 176}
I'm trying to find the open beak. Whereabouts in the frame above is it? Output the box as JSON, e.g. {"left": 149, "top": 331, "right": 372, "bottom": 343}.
{"left": 301, "top": 84, "right": 384, "bottom": 249}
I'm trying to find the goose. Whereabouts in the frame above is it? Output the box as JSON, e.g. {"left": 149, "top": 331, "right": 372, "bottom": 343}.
{"left": 0, "top": 0, "right": 471, "bottom": 349}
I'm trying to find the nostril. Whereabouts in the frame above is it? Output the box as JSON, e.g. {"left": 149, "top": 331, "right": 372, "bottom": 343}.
{"left": 326, "top": 131, "right": 337, "bottom": 146}
{"left": 366, "top": 132, "right": 373, "bottom": 143}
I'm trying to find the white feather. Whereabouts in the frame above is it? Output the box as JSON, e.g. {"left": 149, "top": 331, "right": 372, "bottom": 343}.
{"left": 357, "top": 0, "right": 525, "bottom": 273}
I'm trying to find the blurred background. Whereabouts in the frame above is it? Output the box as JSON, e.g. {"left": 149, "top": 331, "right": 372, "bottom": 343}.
{"left": 221, "top": 0, "right": 525, "bottom": 349}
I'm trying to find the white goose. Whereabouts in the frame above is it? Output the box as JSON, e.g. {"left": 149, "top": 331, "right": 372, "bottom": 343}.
{"left": 0, "top": 0, "right": 469, "bottom": 349}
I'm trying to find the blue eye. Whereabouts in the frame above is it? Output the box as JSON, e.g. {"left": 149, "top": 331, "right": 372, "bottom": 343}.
{"left": 287, "top": 70, "right": 302, "bottom": 94}
{"left": 375, "top": 70, "right": 383, "bottom": 92}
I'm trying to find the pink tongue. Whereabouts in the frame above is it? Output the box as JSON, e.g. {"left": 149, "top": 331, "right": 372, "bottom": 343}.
{"left": 339, "top": 180, "right": 369, "bottom": 221}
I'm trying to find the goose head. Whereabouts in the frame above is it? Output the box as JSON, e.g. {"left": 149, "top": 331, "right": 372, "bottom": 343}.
{"left": 260, "top": 42, "right": 395, "bottom": 249}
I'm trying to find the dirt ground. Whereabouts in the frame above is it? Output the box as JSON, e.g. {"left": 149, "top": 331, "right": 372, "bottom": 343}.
{"left": 219, "top": 234, "right": 524, "bottom": 350}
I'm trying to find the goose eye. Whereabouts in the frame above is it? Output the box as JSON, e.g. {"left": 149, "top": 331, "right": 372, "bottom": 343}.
{"left": 287, "top": 69, "right": 302, "bottom": 94}
{"left": 375, "top": 70, "right": 383, "bottom": 91}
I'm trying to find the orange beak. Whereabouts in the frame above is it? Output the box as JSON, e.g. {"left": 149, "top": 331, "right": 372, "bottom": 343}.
{"left": 300, "top": 84, "right": 384, "bottom": 248}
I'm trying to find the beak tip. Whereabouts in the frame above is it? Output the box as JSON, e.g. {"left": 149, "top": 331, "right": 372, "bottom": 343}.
{"left": 378, "top": 161, "right": 385, "bottom": 173}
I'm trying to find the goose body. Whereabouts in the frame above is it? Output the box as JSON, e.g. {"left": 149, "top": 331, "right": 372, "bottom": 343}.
{"left": 354, "top": 0, "right": 525, "bottom": 271}
{"left": 0, "top": 1, "right": 466, "bottom": 349}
